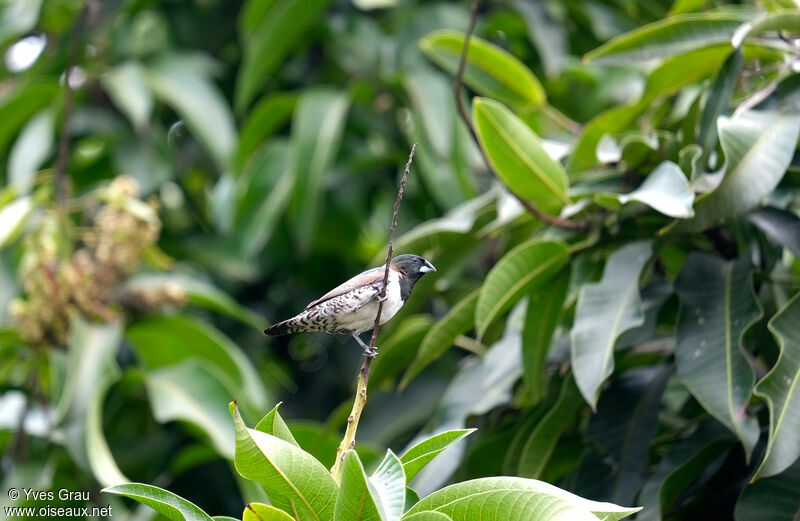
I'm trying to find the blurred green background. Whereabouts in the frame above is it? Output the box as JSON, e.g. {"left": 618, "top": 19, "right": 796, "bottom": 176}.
{"left": 2, "top": 0, "right": 800, "bottom": 520}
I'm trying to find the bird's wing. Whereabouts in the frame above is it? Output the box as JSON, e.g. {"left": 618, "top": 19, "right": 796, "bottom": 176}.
{"left": 304, "top": 266, "right": 387, "bottom": 309}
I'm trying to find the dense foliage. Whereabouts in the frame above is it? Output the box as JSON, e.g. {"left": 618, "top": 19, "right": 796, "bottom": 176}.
{"left": 2, "top": 0, "right": 800, "bottom": 520}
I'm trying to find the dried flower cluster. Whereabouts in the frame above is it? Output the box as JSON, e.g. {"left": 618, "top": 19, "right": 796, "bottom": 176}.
{"left": 9, "top": 177, "right": 184, "bottom": 345}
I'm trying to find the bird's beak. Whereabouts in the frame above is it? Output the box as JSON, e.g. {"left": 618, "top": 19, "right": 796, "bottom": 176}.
{"left": 420, "top": 260, "right": 436, "bottom": 273}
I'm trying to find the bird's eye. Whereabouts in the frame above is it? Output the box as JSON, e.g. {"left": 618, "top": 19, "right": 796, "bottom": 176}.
{"left": 413, "top": 258, "right": 419, "bottom": 263}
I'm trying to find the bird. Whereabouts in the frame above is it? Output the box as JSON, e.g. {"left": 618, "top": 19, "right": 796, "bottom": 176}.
{"left": 264, "top": 254, "right": 436, "bottom": 357}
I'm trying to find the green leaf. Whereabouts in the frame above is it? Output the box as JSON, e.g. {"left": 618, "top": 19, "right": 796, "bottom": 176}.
{"left": 404, "top": 477, "right": 641, "bottom": 521}
{"left": 56, "top": 316, "right": 127, "bottom": 488}
{"left": 638, "top": 422, "right": 734, "bottom": 521}
{"left": 126, "top": 315, "right": 268, "bottom": 413}
{"left": 571, "top": 241, "right": 653, "bottom": 408}
{"left": 370, "top": 450, "right": 406, "bottom": 521}
{"left": 371, "top": 315, "right": 434, "bottom": 387}
{"left": 146, "top": 54, "right": 237, "bottom": 169}
{"left": 517, "top": 374, "right": 583, "bottom": 479}
{"left": 123, "top": 273, "right": 267, "bottom": 331}
{"left": 289, "top": 88, "right": 350, "bottom": 254}
{"left": 598, "top": 161, "right": 694, "bottom": 218}
{"left": 675, "top": 254, "right": 761, "bottom": 458}
{"left": 400, "top": 289, "right": 479, "bottom": 390}
{"left": 103, "top": 483, "right": 214, "bottom": 521}
{"left": 336, "top": 451, "right": 382, "bottom": 521}
{"left": 235, "top": 93, "right": 295, "bottom": 171}
{"left": 584, "top": 12, "right": 750, "bottom": 63}
{"left": 400, "top": 429, "right": 475, "bottom": 482}
{"left": 243, "top": 503, "right": 295, "bottom": 521}
{"left": 522, "top": 272, "right": 569, "bottom": 403}
{"left": 735, "top": 459, "right": 800, "bottom": 521}
{"left": 569, "top": 44, "right": 730, "bottom": 173}
{"left": 234, "top": 141, "right": 292, "bottom": 259}
{"left": 678, "top": 111, "right": 800, "bottom": 232}
{"left": 0, "top": 197, "right": 33, "bottom": 249}
{"left": 733, "top": 9, "right": 800, "bottom": 47}
{"left": 8, "top": 108, "right": 54, "bottom": 195}
{"left": 697, "top": 48, "right": 743, "bottom": 157}
{"left": 232, "top": 406, "right": 338, "bottom": 521}
{"left": 254, "top": 403, "right": 299, "bottom": 447}
{"left": 753, "top": 293, "right": 800, "bottom": 479}
{"left": 402, "top": 513, "right": 453, "bottom": 521}
{"left": 747, "top": 207, "right": 800, "bottom": 259}
{"left": 145, "top": 361, "right": 235, "bottom": 458}
{"left": 0, "top": 0, "right": 42, "bottom": 47}
{"left": 473, "top": 98, "right": 570, "bottom": 215}
{"left": 588, "top": 366, "right": 671, "bottom": 505}
{"left": 235, "top": 0, "right": 330, "bottom": 111}
{"left": 476, "top": 238, "right": 569, "bottom": 338}
{"left": 0, "top": 82, "right": 58, "bottom": 155}
{"left": 101, "top": 62, "right": 153, "bottom": 130}
{"left": 420, "top": 30, "right": 545, "bottom": 107}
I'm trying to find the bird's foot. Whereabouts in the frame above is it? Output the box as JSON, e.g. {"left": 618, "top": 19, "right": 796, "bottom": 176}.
{"left": 363, "top": 346, "right": 378, "bottom": 358}
{"left": 376, "top": 293, "right": 388, "bottom": 303}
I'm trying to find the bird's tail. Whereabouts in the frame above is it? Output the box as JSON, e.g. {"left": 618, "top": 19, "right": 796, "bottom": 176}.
{"left": 264, "top": 317, "right": 301, "bottom": 336}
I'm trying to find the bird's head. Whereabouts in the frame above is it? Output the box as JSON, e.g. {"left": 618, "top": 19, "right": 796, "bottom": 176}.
{"left": 391, "top": 254, "right": 436, "bottom": 281}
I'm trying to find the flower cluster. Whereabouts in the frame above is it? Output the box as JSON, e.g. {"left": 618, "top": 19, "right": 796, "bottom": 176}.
{"left": 9, "top": 177, "right": 182, "bottom": 345}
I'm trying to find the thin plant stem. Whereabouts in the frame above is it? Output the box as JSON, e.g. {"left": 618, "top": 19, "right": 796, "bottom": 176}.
{"left": 330, "top": 143, "right": 417, "bottom": 482}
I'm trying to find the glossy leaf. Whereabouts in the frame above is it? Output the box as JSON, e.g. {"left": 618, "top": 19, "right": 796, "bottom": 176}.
{"left": 336, "top": 451, "right": 382, "bottom": 521}
{"left": 123, "top": 272, "right": 267, "bottom": 330}
{"left": 697, "top": 48, "right": 742, "bottom": 157}
{"left": 411, "top": 320, "right": 522, "bottom": 495}
{"left": 103, "top": 483, "right": 213, "bottom": 521}
{"left": 476, "top": 238, "right": 569, "bottom": 338}
{"left": 235, "top": 141, "right": 292, "bottom": 259}
{"left": 235, "top": 93, "right": 295, "bottom": 171}
{"left": 571, "top": 241, "right": 653, "bottom": 408}
{"left": 588, "top": 366, "right": 671, "bottom": 505}
{"left": 254, "top": 403, "right": 299, "bottom": 447}
{"left": 679, "top": 111, "right": 800, "bottom": 232}
{"left": 517, "top": 374, "right": 583, "bottom": 479}
{"left": 232, "top": 405, "right": 338, "bottom": 521}
{"left": 638, "top": 422, "right": 734, "bottom": 521}
{"left": 145, "top": 361, "right": 235, "bottom": 458}
{"left": 753, "top": 293, "right": 800, "bottom": 479}
{"left": 243, "top": 503, "right": 295, "bottom": 521}
{"left": 370, "top": 450, "right": 406, "bottom": 521}
{"left": 400, "top": 289, "right": 479, "bottom": 390}
{"left": 420, "top": 30, "right": 545, "bottom": 107}
{"left": 405, "top": 477, "right": 641, "bottom": 521}
{"left": 402, "top": 513, "right": 453, "bottom": 521}
{"left": 59, "top": 316, "right": 127, "bottom": 487}
{"left": 8, "top": 108, "right": 53, "bottom": 195}
{"left": 747, "top": 207, "right": 800, "bottom": 259}
{"left": 735, "top": 459, "right": 800, "bottom": 521}
{"left": 675, "top": 254, "right": 761, "bottom": 458}
{"left": 101, "top": 62, "right": 153, "bottom": 130}
{"left": 473, "top": 98, "right": 570, "bottom": 215}
{"left": 585, "top": 13, "right": 750, "bottom": 63}
{"left": 0, "top": 197, "right": 33, "bottom": 249}
{"left": 0, "top": 82, "right": 58, "bottom": 154}
{"left": 236, "top": 0, "right": 330, "bottom": 111}
{"left": 400, "top": 429, "right": 475, "bottom": 482}
{"left": 522, "top": 271, "right": 568, "bottom": 403}
{"left": 289, "top": 88, "right": 350, "bottom": 254}
{"left": 733, "top": 9, "right": 800, "bottom": 47}
{"left": 598, "top": 161, "right": 694, "bottom": 218}
{"left": 146, "top": 55, "right": 237, "bottom": 168}
{"left": 126, "top": 315, "right": 268, "bottom": 413}
{"left": 371, "top": 315, "right": 434, "bottom": 387}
